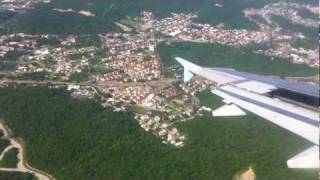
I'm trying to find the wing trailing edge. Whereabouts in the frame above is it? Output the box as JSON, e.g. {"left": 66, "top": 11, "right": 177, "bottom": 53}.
{"left": 287, "top": 146, "right": 319, "bottom": 168}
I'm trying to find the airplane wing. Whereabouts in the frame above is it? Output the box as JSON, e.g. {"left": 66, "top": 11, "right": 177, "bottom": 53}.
{"left": 176, "top": 57, "right": 320, "bottom": 168}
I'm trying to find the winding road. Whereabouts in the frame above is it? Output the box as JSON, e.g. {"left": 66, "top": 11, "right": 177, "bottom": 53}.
{"left": 0, "top": 122, "right": 54, "bottom": 180}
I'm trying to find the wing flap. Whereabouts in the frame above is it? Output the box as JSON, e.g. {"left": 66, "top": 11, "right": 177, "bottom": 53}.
{"left": 287, "top": 146, "right": 319, "bottom": 168}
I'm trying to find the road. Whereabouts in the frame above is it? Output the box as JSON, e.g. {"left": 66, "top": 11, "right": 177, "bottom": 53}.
{"left": 0, "top": 77, "right": 177, "bottom": 180}
{"left": 0, "top": 145, "right": 13, "bottom": 160}
{"left": 0, "top": 122, "right": 55, "bottom": 180}
{"left": 96, "top": 78, "right": 178, "bottom": 88}
{"left": 0, "top": 79, "right": 83, "bottom": 86}
{"left": 0, "top": 78, "right": 178, "bottom": 88}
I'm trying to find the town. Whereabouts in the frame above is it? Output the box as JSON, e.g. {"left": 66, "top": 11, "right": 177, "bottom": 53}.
{"left": 0, "top": 1, "right": 318, "bottom": 147}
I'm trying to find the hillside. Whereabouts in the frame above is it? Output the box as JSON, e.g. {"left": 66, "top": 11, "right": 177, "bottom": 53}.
{"left": 158, "top": 42, "right": 318, "bottom": 77}
{"left": 0, "top": 86, "right": 317, "bottom": 180}
{"left": 4, "top": 0, "right": 315, "bottom": 34}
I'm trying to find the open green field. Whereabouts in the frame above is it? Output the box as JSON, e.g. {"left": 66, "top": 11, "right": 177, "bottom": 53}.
{"left": 0, "top": 86, "right": 317, "bottom": 180}
{"left": 17, "top": 72, "right": 49, "bottom": 81}
{"left": 2, "top": 0, "right": 314, "bottom": 34}
{"left": 69, "top": 70, "right": 90, "bottom": 82}
{"left": 157, "top": 42, "right": 318, "bottom": 77}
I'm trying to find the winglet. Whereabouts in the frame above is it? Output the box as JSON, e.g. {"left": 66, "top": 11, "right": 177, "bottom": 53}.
{"left": 175, "top": 57, "right": 201, "bottom": 82}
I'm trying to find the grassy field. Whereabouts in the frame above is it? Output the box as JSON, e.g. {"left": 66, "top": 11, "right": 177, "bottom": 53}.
{"left": 157, "top": 42, "right": 318, "bottom": 77}
{"left": 131, "top": 105, "right": 147, "bottom": 114}
{"left": 0, "top": 86, "right": 317, "bottom": 180}
{"left": 17, "top": 72, "right": 49, "bottom": 81}
{"left": 69, "top": 70, "right": 89, "bottom": 82}
{"left": 119, "top": 19, "right": 140, "bottom": 31}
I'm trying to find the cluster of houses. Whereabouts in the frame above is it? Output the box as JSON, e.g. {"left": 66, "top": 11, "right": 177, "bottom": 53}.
{"left": 97, "top": 33, "right": 161, "bottom": 82}
{"left": 135, "top": 114, "right": 185, "bottom": 147}
{"left": 178, "top": 24, "right": 269, "bottom": 46}
{"left": 243, "top": 2, "right": 319, "bottom": 67}
{"left": 181, "top": 78, "right": 215, "bottom": 95}
{"left": 244, "top": 2, "right": 318, "bottom": 28}
{"left": 0, "top": 33, "right": 37, "bottom": 58}
{"left": 101, "top": 85, "right": 177, "bottom": 112}
{"left": 160, "top": 87, "right": 182, "bottom": 98}
{"left": 140, "top": 11, "right": 154, "bottom": 30}
{"left": 130, "top": 78, "right": 220, "bottom": 147}
{"left": 102, "top": 86, "right": 154, "bottom": 107}
{"left": 14, "top": 36, "right": 99, "bottom": 80}
{"left": 67, "top": 84, "right": 95, "bottom": 99}
{"left": 150, "top": 12, "right": 269, "bottom": 46}
{"left": 153, "top": 13, "right": 196, "bottom": 37}
{"left": 142, "top": 9, "right": 318, "bottom": 67}
{"left": 256, "top": 43, "right": 319, "bottom": 67}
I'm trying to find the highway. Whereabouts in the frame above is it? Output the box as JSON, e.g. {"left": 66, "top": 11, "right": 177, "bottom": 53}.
{"left": 96, "top": 78, "right": 177, "bottom": 88}
{"left": 0, "top": 78, "right": 178, "bottom": 87}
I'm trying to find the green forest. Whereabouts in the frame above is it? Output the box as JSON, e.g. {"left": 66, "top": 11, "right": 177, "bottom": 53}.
{"left": 0, "top": 172, "right": 36, "bottom": 180}
{"left": 196, "top": 90, "right": 224, "bottom": 110}
{"left": 0, "top": 136, "right": 10, "bottom": 154}
{"left": 157, "top": 42, "right": 318, "bottom": 77}
{"left": 0, "top": 86, "right": 317, "bottom": 180}
{"left": 0, "top": 148, "right": 19, "bottom": 168}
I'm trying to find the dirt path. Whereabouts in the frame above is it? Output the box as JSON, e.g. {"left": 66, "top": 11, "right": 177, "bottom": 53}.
{"left": 0, "top": 145, "right": 13, "bottom": 160}
{"left": 0, "top": 122, "right": 55, "bottom": 180}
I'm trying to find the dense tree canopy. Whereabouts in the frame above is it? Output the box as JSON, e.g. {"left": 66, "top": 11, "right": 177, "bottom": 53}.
{"left": 0, "top": 148, "right": 19, "bottom": 168}
{"left": 0, "top": 86, "right": 316, "bottom": 180}
{"left": 158, "top": 42, "right": 318, "bottom": 77}
{"left": 0, "top": 172, "right": 36, "bottom": 180}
